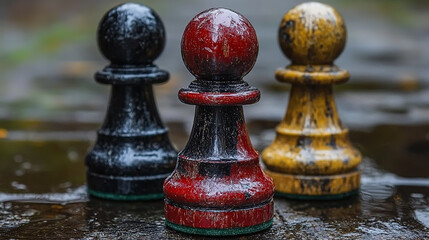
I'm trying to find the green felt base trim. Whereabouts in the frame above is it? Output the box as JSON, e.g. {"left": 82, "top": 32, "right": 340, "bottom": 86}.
{"left": 165, "top": 219, "right": 273, "bottom": 236}
{"left": 275, "top": 188, "right": 359, "bottom": 200}
{"left": 88, "top": 189, "right": 164, "bottom": 201}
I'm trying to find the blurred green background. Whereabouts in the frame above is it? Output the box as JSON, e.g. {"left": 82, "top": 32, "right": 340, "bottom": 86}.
{"left": 0, "top": 0, "right": 429, "bottom": 127}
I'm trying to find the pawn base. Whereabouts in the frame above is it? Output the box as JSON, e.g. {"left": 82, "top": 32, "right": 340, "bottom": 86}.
{"left": 165, "top": 200, "right": 274, "bottom": 236}
{"left": 165, "top": 219, "right": 273, "bottom": 236}
{"left": 265, "top": 169, "right": 360, "bottom": 200}
{"left": 87, "top": 171, "right": 169, "bottom": 201}
{"left": 274, "top": 189, "right": 359, "bottom": 200}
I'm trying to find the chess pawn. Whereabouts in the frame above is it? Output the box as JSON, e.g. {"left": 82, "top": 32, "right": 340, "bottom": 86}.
{"left": 85, "top": 3, "right": 177, "bottom": 200}
{"left": 262, "top": 2, "right": 362, "bottom": 199}
{"left": 163, "top": 8, "right": 274, "bottom": 236}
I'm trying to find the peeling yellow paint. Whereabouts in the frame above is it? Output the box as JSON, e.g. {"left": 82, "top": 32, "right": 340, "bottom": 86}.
{"left": 278, "top": 2, "right": 346, "bottom": 65}
{"left": 262, "top": 2, "right": 361, "bottom": 197}
{"left": 266, "top": 168, "right": 360, "bottom": 195}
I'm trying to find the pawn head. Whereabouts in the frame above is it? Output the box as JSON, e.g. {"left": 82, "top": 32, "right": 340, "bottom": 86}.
{"left": 278, "top": 2, "right": 346, "bottom": 65}
{"left": 97, "top": 3, "right": 165, "bottom": 65}
{"left": 181, "top": 8, "right": 258, "bottom": 81}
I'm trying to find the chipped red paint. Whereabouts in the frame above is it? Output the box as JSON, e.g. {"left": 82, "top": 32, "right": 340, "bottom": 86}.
{"left": 164, "top": 8, "right": 273, "bottom": 235}
{"left": 181, "top": 8, "right": 258, "bottom": 81}
{"left": 165, "top": 200, "right": 274, "bottom": 229}
{"left": 178, "top": 89, "right": 260, "bottom": 106}
{"left": 164, "top": 158, "right": 273, "bottom": 207}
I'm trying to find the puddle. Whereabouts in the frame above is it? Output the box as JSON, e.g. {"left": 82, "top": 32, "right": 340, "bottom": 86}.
{"left": 0, "top": 140, "right": 89, "bottom": 194}
{"left": 351, "top": 124, "right": 429, "bottom": 178}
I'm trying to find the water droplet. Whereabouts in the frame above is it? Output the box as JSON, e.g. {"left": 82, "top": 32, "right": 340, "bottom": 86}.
{"left": 15, "top": 169, "right": 24, "bottom": 176}
{"left": 21, "top": 162, "right": 31, "bottom": 170}
{"left": 411, "top": 193, "right": 424, "bottom": 199}
{"left": 11, "top": 181, "right": 27, "bottom": 190}
{"left": 59, "top": 182, "right": 72, "bottom": 189}
{"left": 68, "top": 151, "right": 79, "bottom": 161}
{"left": 21, "top": 209, "right": 39, "bottom": 217}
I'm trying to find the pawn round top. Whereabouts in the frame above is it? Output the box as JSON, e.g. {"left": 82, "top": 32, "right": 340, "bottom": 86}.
{"left": 181, "top": 8, "right": 258, "bottom": 81}
{"left": 278, "top": 2, "right": 346, "bottom": 65}
{"left": 97, "top": 3, "right": 165, "bottom": 65}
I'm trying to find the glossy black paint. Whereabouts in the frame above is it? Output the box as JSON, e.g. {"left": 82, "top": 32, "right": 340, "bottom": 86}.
{"left": 85, "top": 3, "right": 176, "bottom": 199}
{"left": 180, "top": 106, "right": 243, "bottom": 161}
{"left": 97, "top": 3, "right": 165, "bottom": 65}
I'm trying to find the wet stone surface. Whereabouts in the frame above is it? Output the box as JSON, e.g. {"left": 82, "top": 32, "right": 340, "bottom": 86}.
{"left": 0, "top": 120, "right": 428, "bottom": 239}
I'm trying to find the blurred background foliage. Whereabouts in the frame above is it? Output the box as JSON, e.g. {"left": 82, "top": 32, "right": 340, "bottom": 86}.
{"left": 0, "top": 0, "right": 428, "bottom": 124}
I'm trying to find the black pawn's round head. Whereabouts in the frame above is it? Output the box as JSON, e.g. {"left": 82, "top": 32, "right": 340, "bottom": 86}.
{"left": 97, "top": 3, "right": 166, "bottom": 65}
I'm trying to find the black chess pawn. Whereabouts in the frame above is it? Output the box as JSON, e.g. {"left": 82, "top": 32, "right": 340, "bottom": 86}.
{"left": 86, "top": 3, "right": 177, "bottom": 200}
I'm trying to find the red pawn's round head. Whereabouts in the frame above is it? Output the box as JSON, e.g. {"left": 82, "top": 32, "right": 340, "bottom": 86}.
{"left": 181, "top": 8, "right": 258, "bottom": 81}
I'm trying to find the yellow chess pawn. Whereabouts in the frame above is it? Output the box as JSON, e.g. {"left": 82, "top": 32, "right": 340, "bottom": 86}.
{"left": 262, "top": 2, "right": 361, "bottom": 199}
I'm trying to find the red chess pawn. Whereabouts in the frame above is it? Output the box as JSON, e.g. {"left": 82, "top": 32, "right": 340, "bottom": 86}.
{"left": 163, "top": 8, "right": 274, "bottom": 236}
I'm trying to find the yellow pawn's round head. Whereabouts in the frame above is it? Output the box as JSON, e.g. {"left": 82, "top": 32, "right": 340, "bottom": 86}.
{"left": 278, "top": 2, "right": 346, "bottom": 65}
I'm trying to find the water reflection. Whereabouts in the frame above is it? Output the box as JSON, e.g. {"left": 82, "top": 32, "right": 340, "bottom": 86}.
{"left": 0, "top": 120, "right": 428, "bottom": 238}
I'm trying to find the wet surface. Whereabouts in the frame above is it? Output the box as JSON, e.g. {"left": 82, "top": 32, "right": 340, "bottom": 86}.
{"left": 0, "top": 120, "right": 428, "bottom": 239}
{"left": 1, "top": 0, "right": 429, "bottom": 238}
